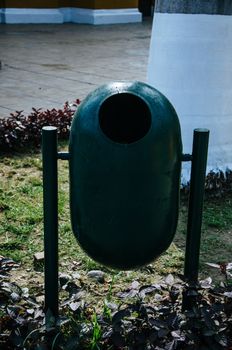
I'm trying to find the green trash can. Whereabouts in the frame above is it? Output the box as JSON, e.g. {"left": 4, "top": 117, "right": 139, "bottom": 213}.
{"left": 69, "top": 81, "right": 182, "bottom": 270}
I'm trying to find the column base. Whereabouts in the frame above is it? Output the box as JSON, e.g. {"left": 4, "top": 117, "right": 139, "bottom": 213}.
{"left": 61, "top": 8, "right": 142, "bottom": 24}
{"left": 2, "top": 8, "right": 63, "bottom": 24}
{"left": 0, "top": 8, "right": 142, "bottom": 24}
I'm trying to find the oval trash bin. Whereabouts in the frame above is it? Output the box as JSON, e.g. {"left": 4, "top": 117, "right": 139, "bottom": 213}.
{"left": 69, "top": 81, "right": 182, "bottom": 270}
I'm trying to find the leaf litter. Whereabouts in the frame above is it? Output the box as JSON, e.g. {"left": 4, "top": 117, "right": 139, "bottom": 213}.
{"left": 1, "top": 256, "right": 232, "bottom": 349}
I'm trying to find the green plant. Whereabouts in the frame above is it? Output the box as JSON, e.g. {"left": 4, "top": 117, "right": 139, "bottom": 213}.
{"left": 91, "top": 312, "right": 101, "bottom": 350}
{"left": 102, "top": 274, "right": 117, "bottom": 320}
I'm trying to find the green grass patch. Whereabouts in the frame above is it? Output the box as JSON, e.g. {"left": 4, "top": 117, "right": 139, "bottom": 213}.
{"left": 0, "top": 150, "right": 232, "bottom": 289}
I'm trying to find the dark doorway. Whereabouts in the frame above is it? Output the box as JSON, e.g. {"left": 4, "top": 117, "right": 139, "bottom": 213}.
{"left": 139, "top": 0, "right": 155, "bottom": 17}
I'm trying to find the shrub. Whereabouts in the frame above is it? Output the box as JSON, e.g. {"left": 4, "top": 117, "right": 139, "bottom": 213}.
{"left": 0, "top": 100, "right": 80, "bottom": 152}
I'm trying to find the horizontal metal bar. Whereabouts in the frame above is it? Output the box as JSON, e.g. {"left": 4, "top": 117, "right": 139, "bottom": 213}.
{"left": 57, "top": 152, "right": 70, "bottom": 160}
{"left": 181, "top": 154, "right": 192, "bottom": 162}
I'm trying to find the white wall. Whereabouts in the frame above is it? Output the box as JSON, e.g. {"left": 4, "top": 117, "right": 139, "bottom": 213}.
{"left": 148, "top": 13, "right": 232, "bottom": 182}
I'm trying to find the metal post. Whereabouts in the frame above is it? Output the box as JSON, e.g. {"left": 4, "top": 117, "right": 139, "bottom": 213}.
{"left": 184, "top": 128, "right": 209, "bottom": 282}
{"left": 42, "top": 126, "right": 59, "bottom": 321}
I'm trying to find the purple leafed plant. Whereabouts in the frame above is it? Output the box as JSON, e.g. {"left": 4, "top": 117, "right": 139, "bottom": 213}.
{"left": 0, "top": 100, "right": 80, "bottom": 152}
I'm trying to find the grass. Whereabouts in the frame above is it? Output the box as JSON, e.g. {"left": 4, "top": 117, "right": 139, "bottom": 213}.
{"left": 0, "top": 148, "right": 232, "bottom": 307}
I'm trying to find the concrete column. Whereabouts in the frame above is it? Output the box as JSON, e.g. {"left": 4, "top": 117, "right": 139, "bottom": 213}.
{"left": 148, "top": 0, "right": 232, "bottom": 182}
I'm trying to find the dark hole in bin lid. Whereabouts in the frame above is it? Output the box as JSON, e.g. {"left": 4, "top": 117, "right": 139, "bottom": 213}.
{"left": 99, "top": 93, "right": 151, "bottom": 144}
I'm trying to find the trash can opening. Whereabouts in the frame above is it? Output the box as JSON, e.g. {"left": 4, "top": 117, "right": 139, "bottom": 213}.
{"left": 99, "top": 93, "right": 151, "bottom": 144}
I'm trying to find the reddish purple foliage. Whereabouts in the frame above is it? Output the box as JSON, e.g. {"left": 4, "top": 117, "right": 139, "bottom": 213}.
{"left": 0, "top": 100, "right": 80, "bottom": 152}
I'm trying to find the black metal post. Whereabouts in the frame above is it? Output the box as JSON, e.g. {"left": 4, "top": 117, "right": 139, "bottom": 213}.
{"left": 42, "top": 126, "right": 59, "bottom": 321}
{"left": 184, "top": 128, "right": 209, "bottom": 282}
